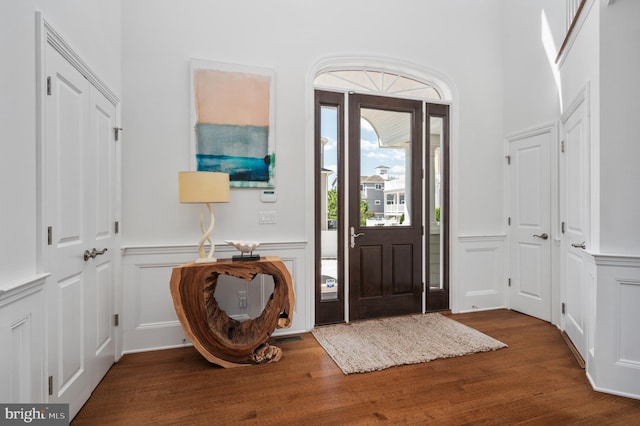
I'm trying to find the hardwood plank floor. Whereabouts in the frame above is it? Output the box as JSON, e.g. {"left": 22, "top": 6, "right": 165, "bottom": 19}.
{"left": 73, "top": 310, "right": 640, "bottom": 425}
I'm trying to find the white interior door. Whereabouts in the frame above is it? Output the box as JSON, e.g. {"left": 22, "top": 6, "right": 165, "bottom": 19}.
{"left": 560, "top": 93, "right": 590, "bottom": 361}
{"left": 45, "top": 45, "right": 117, "bottom": 418}
{"left": 508, "top": 128, "right": 552, "bottom": 321}
{"left": 87, "top": 84, "right": 117, "bottom": 390}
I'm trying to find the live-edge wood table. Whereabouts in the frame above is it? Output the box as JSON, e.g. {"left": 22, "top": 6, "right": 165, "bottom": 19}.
{"left": 170, "top": 256, "right": 295, "bottom": 368}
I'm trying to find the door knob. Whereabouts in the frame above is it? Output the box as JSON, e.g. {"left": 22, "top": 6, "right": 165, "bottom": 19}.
{"left": 532, "top": 233, "right": 549, "bottom": 240}
{"left": 571, "top": 241, "right": 586, "bottom": 249}
{"left": 84, "top": 249, "right": 94, "bottom": 261}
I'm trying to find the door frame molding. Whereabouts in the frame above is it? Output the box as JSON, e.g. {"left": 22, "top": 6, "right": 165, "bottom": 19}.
{"left": 307, "top": 56, "right": 459, "bottom": 323}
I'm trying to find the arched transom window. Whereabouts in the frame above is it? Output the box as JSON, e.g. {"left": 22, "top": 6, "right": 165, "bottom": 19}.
{"left": 314, "top": 68, "right": 441, "bottom": 101}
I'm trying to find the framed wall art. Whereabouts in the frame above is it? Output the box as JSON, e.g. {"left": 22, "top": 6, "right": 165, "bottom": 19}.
{"left": 190, "top": 59, "right": 275, "bottom": 187}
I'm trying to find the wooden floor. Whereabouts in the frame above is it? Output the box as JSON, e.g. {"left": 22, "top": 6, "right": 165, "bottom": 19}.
{"left": 73, "top": 310, "right": 640, "bottom": 425}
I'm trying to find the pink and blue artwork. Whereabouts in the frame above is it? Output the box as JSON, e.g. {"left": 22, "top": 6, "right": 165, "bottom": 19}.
{"left": 191, "top": 61, "right": 275, "bottom": 187}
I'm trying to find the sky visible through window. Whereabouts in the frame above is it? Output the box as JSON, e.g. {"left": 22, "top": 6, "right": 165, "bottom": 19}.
{"left": 321, "top": 108, "right": 406, "bottom": 185}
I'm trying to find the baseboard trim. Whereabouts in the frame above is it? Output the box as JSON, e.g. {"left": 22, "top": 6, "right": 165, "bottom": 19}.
{"left": 561, "top": 331, "right": 585, "bottom": 369}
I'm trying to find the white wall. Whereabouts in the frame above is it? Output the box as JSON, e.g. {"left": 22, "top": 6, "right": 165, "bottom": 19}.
{"left": 0, "top": 0, "right": 121, "bottom": 285}
{"left": 121, "top": 0, "right": 506, "bottom": 247}
{"left": 502, "top": 0, "right": 564, "bottom": 136}
{"left": 599, "top": 0, "right": 640, "bottom": 255}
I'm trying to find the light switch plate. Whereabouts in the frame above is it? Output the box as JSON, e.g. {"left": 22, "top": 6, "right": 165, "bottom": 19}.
{"left": 259, "top": 211, "right": 277, "bottom": 224}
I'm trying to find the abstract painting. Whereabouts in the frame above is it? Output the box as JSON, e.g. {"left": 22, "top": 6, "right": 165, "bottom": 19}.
{"left": 190, "top": 59, "right": 275, "bottom": 187}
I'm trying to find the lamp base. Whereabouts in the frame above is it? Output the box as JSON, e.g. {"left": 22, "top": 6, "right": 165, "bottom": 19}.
{"left": 195, "top": 257, "right": 218, "bottom": 264}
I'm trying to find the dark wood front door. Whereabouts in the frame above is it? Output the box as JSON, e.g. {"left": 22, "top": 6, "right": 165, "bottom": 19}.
{"left": 348, "top": 94, "right": 423, "bottom": 320}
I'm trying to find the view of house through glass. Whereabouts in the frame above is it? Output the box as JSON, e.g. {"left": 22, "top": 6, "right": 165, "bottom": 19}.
{"left": 429, "top": 116, "right": 444, "bottom": 290}
{"left": 359, "top": 109, "right": 411, "bottom": 227}
{"left": 320, "top": 105, "right": 339, "bottom": 301}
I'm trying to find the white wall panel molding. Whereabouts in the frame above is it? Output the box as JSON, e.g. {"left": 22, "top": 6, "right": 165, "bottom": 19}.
{"left": 0, "top": 278, "right": 45, "bottom": 403}
{"left": 586, "top": 252, "right": 640, "bottom": 400}
{"left": 122, "top": 242, "right": 307, "bottom": 354}
{"left": 454, "top": 235, "right": 507, "bottom": 313}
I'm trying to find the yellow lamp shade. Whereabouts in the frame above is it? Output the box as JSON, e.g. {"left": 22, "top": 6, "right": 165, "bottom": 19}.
{"left": 178, "top": 172, "right": 230, "bottom": 203}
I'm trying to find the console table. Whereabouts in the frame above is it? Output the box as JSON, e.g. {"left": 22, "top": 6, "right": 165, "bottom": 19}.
{"left": 170, "top": 256, "right": 295, "bottom": 368}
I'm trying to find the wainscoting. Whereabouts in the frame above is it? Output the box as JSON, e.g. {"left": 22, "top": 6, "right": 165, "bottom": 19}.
{"left": 586, "top": 253, "right": 640, "bottom": 399}
{"left": 0, "top": 274, "right": 47, "bottom": 403}
{"left": 455, "top": 235, "right": 507, "bottom": 312}
{"left": 121, "top": 242, "right": 308, "bottom": 354}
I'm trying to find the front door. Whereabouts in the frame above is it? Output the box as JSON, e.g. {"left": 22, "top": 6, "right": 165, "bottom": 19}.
{"left": 508, "top": 127, "right": 552, "bottom": 321}
{"left": 348, "top": 94, "right": 423, "bottom": 320}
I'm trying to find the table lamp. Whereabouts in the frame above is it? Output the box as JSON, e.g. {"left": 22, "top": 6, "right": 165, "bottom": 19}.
{"left": 178, "top": 171, "right": 230, "bottom": 262}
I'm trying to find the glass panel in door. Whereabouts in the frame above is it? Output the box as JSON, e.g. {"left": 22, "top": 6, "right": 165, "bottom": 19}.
{"left": 359, "top": 108, "right": 412, "bottom": 227}
{"left": 315, "top": 90, "right": 344, "bottom": 325}
{"left": 425, "top": 104, "right": 449, "bottom": 312}
{"left": 320, "top": 105, "right": 339, "bottom": 301}
{"left": 429, "top": 116, "right": 443, "bottom": 291}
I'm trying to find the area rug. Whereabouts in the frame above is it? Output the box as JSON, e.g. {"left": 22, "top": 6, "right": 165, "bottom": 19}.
{"left": 312, "top": 313, "right": 507, "bottom": 374}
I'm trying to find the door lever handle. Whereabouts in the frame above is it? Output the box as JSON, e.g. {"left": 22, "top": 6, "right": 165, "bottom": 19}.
{"left": 571, "top": 241, "right": 586, "bottom": 249}
{"left": 533, "top": 233, "right": 549, "bottom": 240}
{"left": 350, "top": 226, "right": 365, "bottom": 249}
{"left": 93, "top": 247, "right": 108, "bottom": 256}
{"left": 83, "top": 247, "right": 108, "bottom": 261}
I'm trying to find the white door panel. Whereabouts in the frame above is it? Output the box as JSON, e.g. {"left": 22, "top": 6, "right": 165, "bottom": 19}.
{"left": 88, "top": 86, "right": 116, "bottom": 389}
{"left": 565, "top": 250, "right": 585, "bottom": 338}
{"left": 58, "top": 275, "right": 86, "bottom": 393}
{"left": 93, "top": 93, "right": 114, "bottom": 240}
{"left": 509, "top": 128, "right": 552, "bottom": 321}
{"left": 516, "top": 243, "right": 543, "bottom": 298}
{"left": 560, "top": 91, "right": 590, "bottom": 361}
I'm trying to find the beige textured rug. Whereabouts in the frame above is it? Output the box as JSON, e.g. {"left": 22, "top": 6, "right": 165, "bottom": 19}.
{"left": 312, "top": 313, "right": 507, "bottom": 374}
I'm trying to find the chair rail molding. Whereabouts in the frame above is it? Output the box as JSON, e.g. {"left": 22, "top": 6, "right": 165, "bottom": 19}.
{"left": 0, "top": 273, "right": 48, "bottom": 308}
